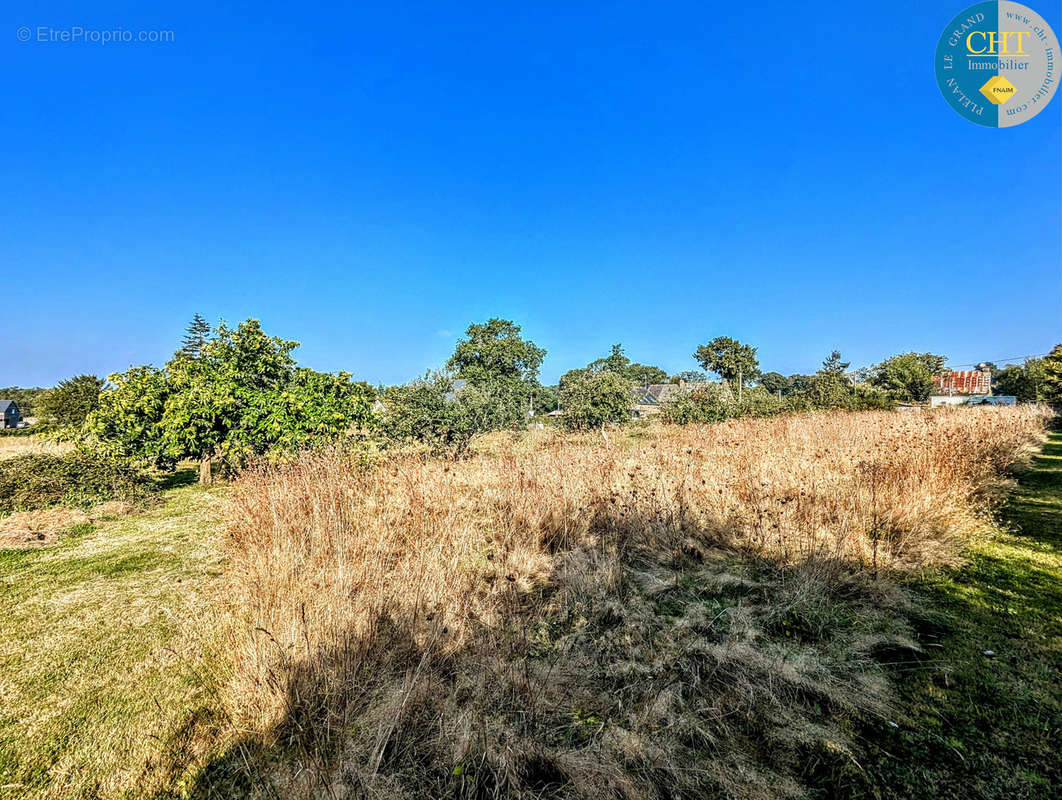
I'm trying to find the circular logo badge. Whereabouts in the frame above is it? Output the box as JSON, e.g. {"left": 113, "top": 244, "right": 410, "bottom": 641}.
{"left": 935, "top": 2, "right": 1059, "bottom": 126}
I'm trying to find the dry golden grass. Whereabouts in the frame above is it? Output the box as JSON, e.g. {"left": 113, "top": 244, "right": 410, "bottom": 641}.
{"left": 223, "top": 406, "right": 1051, "bottom": 799}
{"left": 0, "top": 436, "right": 73, "bottom": 461}
{"left": 0, "top": 501, "right": 143, "bottom": 549}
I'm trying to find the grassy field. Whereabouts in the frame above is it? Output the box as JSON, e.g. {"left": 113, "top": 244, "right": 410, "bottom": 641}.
{"left": 0, "top": 477, "right": 229, "bottom": 800}
{"left": 217, "top": 408, "right": 1053, "bottom": 798}
{"left": 0, "top": 412, "right": 1058, "bottom": 799}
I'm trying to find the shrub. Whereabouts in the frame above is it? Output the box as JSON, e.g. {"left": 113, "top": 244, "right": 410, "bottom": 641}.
{"left": 377, "top": 374, "right": 520, "bottom": 454}
{"left": 869, "top": 353, "right": 946, "bottom": 402}
{"left": 0, "top": 450, "right": 154, "bottom": 514}
{"left": 660, "top": 384, "right": 783, "bottom": 424}
{"left": 658, "top": 383, "right": 730, "bottom": 424}
{"left": 852, "top": 383, "right": 896, "bottom": 410}
{"left": 734, "top": 385, "right": 787, "bottom": 417}
{"left": 559, "top": 370, "right": 633, "bottom": 429}
{"left": 0, "top": 427, "right": 36, "bottom": 438}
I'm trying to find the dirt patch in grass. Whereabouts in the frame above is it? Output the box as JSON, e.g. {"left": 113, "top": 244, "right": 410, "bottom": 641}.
{"left": 0, "top": 501, "right": 145, "bottom": 550}
{"left": 0, "top": 508, "right": 90, "bottom": 548}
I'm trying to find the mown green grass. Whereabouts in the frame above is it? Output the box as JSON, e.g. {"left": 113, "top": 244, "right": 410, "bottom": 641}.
{"left": 850, "top": 430, "right": 1062, "bottom": 799}
{"left": 0, "top": 481, "right": 229, "bottom": 800}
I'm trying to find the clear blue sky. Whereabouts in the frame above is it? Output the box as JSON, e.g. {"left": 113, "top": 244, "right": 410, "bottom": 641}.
{"left": 2, "top": 0, "right": 1060, "bottom": 387}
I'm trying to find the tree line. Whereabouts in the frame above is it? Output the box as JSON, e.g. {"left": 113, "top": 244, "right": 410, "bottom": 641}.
{"left": 12, "top": 315, "right": 1062, "bottom": 481}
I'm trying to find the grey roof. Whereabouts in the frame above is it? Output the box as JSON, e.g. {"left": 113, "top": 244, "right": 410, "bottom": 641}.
{"left": 633, "top": 382, "right": 718, "bottom": 405}
{"left": 0, "top": 400, "right": 16, "bottom": 414}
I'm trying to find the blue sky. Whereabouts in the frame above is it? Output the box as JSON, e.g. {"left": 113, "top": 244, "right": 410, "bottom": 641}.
{"left": 2, "top": 0, "right": 1060, "bottom": 386}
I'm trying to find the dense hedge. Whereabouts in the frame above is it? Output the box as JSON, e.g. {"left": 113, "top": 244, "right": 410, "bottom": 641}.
{"left": 0, "top": 451, "right": 154, "bottom": 514}
{"left": 0, "top": 427, "right": 37, "bottom": 437}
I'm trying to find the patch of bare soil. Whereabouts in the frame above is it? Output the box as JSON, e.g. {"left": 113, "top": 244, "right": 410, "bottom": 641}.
{"left": 0, "top": 502, "right": 142, "bottom": 550}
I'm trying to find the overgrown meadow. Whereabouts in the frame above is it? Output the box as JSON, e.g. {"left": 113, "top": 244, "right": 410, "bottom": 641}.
{"left": 217, "top": 406, "right": 1051, "bottom": 799}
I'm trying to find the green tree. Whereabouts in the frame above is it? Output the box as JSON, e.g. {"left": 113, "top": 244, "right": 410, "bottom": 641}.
{"left": 587, "top": 344, "right": 630, "bottom": 376}
{"left": 377, "top": 374, "right": 512, "bottom": 454}
{"left": 178, "top": 313, "right": 212, "bottom": 358}
{"left": 558, "top": 367, "right": 588, "bottom": 394}
{"left": 806, "top": 371, "right": 852, "bottom": 409}
{"left": 993, "top": 360, "right": 1045, "bottom": 403}
{"left": 627, "top": 363, "right": 669, "bottom": 386}
{"left": 759, "top": 372, "right": 790, "bottom": 395}
{"left": 37, "top": 375, "right": 106, "bottom": 431}
{"left": 235, "top": 369, "right": 375, "bottom": 452}
{"left": 870, "top": 352, "right": 947, "bottom": 402}
{"left": 1040, "top": 345, "right": 1062, "bottom": 404}
{"left": 89, "top": 366, "right": 171, "bottom": 466}
{"left": 788, "top": 373, "right": 813, "bottom": 394}
{"left": 693, "top": 337, "right": 760, "bottom": 400}
{"left": 821, "top": 350, "right": 850, "bottom": 375}
{"left": 530, "top": 384, "right": 559, "bottom": 415}
{"left": 446, "top": 318, "right": 546, "bottom": 428}
{"left": 801, "top": 351, "right": 854, "bottom": 409}
{"left": 0, "top": 387, "right": 47, "bottom": 418}
{"left": 671, "top": 370, "right": 708, "bottom": 384}
{"left": 559, "top": 370, "right": 634, "bottom": 430}
{"left": 735, "top": 386, "right": 787, "bottom": 417}
{"left": 446, "top": 318, "right": 545, "bottom": 387}
{"left": 580, "top": 345, "right": 669, "bottom": 386}
{"left": 852, "top": 383, "right": 895, "bottom": 410}
{"left": 163, "top": 320, "right": 300, "bottom": 482}
{"left": 91, "top": 319, "right": 372, "bottom": 483}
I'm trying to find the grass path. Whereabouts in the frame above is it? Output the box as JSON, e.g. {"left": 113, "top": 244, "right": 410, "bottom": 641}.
{"left": 0, "top": 482, "right": 229, "bottom": 800}
{"left": 858, "top": 430, "right": 1062, "bottom": 798}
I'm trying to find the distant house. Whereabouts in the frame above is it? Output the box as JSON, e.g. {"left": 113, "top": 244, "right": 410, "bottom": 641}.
{"left": 631, "top": 381, "right": 728, "bottom": 419}
{"left": 930, "top": 365, "right": 994, "bottom": 407}
{"left": 0, "top": 400, "right": 21, "bottom": 429}
{"left": 933, "top": 367, "right": 991, "bottom": 397}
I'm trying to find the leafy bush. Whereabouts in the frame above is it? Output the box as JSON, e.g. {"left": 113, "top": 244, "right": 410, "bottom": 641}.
{"left": 0, "top": 450, "right": 154, "bottom": 514}
{"left": 558, "top": 370, "right": 634, "bottom": 430}
{"left": 377, "top": 374, "right": 518, "bottom": 454}
{"left": 869, "top": 352, "right": 946, "bottom": 402}
{"left": 0, "top": 427, "right": 36, "bottom": 438}
{"left": 658, "top": 384, "right": 730, "bottom": 424}
{"left": 735, "top": 386, "right": 787, "bottom": 417}
{"left": 852, "top": 383, "right": 896, "bottom": 410}
{"left": 660, "top": 384, "right": 784, "bottom": 424}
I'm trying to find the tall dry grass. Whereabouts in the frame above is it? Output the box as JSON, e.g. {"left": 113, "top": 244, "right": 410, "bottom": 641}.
{"left": 223, "top": 406, "right": 1050, "bottom": 799}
